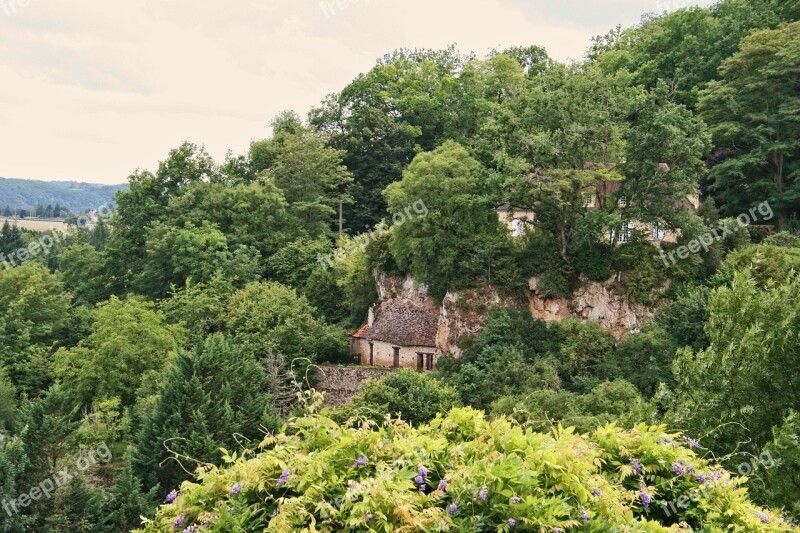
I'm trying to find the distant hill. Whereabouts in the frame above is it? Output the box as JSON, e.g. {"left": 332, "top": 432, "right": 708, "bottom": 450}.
{"left": 0, "top": 177, "right": 127, "bottom": 212}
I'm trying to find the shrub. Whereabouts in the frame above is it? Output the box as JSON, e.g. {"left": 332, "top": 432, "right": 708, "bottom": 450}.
{"left": 139, "top": 398, "right": 790, "bottom": 532}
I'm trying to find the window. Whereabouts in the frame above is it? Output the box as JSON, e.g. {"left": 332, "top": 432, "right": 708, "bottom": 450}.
{"left": 651, "top": 222, "right": 666, "bottom": 242}
{"left": 614, "top": 222, "right": 636, "bottom": 244}
{"left": 511, "top": 218, "right": 525, "bottom": 237}
{"left": 392, "top": 347, "right": 400, "bottom": 368}
{"left": 582, "top": 195, "right": 593, "bottom": 208}
{"left": 618, "top": 196, "right": 628, "bottom": 208}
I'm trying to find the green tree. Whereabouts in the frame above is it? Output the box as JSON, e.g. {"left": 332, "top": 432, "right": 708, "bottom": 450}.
{"left": 0, "top": 263, "right": 71, "bottom": 394}
{"left": 132, "top": 334, "right": 279, "bottom": 493}
{"left": 384, "top": 141, "right": 504, "bottom": 298}
{"left": 336, "top": 369, "right": 461, "bottom": 427}
{"left": 670, "top": 270, "right": 800, "bottom": 458}
{"left": 0, "top": 365, "right": 16, "bottom": 431}
{"left": 53, "top": 296, "right": 184, "bottom": 409}
{"left": 225, "top": 281, "right": 347, "bottom": 366}
{"left": 610, "top": 326, "right": 676, "bottom": 397}
{"left": 699, "top": 21, "right": 800, "bottom": 225}
{"left": 557, "top": 319, "right": 616, "bottom": 383}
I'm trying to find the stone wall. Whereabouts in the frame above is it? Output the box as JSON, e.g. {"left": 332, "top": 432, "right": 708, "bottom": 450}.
{"left": 315, "top": 365, "right": 394, "bottom": 406}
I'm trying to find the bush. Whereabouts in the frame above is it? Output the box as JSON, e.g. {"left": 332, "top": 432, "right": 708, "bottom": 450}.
{"left": 333, "top": 369, "right": 461, "bottom": 427}
{"left": 139, "top": 400, "right": 790, "bottom": 532}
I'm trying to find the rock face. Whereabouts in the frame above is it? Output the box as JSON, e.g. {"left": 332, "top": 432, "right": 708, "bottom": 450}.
{"left": 527, "top": 277, "right": 658, "bottom": 340}
{"left": 370, "top": 273, "right": 658, "bottom": 357}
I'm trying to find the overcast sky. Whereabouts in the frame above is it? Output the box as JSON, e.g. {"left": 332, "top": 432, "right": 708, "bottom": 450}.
{"left": 0, "top": 0, "right": 716, "bottom": 185}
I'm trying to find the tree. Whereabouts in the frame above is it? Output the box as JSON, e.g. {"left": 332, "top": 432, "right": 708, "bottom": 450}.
{"left": 0, "top": 220, "right": 24, "bottom": 257}
{"left": 670, "top": 269, "right": 800, "bottom": 458}
{"left": 58, "top": 243, "right": 109, "bottom": 306}
{"left": 225, "top": 281, "right": 347, "bottom": 367}
{"left": 102, "top": 462, "right": 158, "bottom": 530}
{"left": 336, "top": 369, "right": 461, "bottom": 427}
{"left": 557, "top": 319, "right": 616, "bottom": 383}
{"left": 0, "top": 263, "right": 71, "bottom": 394}
{"left": 620, "top": 82, "right": 711, "bottom": 229}
{"left": 384, "top": 141, "right": 504, "bottom": 298}
{"left": 0, "top": 435, "right": 29, "bottom": 532}
{"left": 0, "top": 366, "right": 16, "bottom": 431}
{"left": 699, "top": 21, "right": 800, "bottom": 226}
{"left": 132, "top": 334, "right": 279, "bottom": 493}
{"left": 264, "top": 129, "right": 353, "bottom": 235}
{"left": 53, "top": 296, "right": 184, "bottom": 409}
{"left": 610, "top": 326, "right": 676, "bottom": 396}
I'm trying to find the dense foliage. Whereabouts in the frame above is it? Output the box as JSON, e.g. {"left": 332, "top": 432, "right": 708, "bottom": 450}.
{"left": 139, "top": 399, "right": 791, "bottom": 532}
{"left": 0, "top": 0, "right": 798, "bottom": 529}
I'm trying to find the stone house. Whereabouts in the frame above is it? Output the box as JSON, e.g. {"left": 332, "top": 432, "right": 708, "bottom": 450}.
{"left": 350, "top": 299, "right": 440, "bottom": 371}
{"left": 496, "top": 180, "right": 700, "bottom": 244}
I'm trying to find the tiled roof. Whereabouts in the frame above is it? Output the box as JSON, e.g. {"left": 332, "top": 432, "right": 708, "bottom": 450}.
{"left": 351, "top": 300, "right": 439, "bottom": 347}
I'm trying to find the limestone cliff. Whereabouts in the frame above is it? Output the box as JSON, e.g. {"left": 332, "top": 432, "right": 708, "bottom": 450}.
{"left": 371, "top": 273, "right": 659, "bottom": 357}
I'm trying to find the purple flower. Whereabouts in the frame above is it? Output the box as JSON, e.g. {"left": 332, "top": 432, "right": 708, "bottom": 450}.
{"left": 164, "top": 490, "right": 178, "bottom": 504}
{"left": 672, "top": 461, "right": 685, "bottom": 476}
{"left": 508, "top": 518, "right": 516, "bottom": 527}
{"left": 756, "top": 511, "right": 771, "bottom": 524}
{"left": 277, "top": 469, "right": 290, "bottom": 487}
{"left": 182, "top": 527, "right": 199, "bottom": 533}
{"left": 364, "top": 513, "right": 373, "bottom": 522}
{"left": 418, "top": 466, "right": 429, "bottom": 478}
{"left": 580, "top": 508, "right": 589, "bottom": 522}
{"left": 554, "top": 529, "right": 564, "bottom": 533}
{"left": 682, "top": 436, "right": 701, "bottom": 449}
{"left": 591, "top": 488, "right": 601, "bottom": 497}
{"left": 478, "top": 486, "right": 489, "bottom": 501}
{"left": 271, "top": 506, "right": 280, "bottom": 518}
{"left": 173, "top": 514, "right": 185, "bottom": 529}
{"left": 630, "top": 458, "right": 643, "bottom": 476}
{"left": 437, "top": 479, "right": 448, "bottom": 492}
{"left": 511, "top": 496, "right": 521, "bottom": 504}
{"left": 230, "top": 482, "right": 242, "bottom": 496}
{"left": 414, "top": 475, "right": 426, "bottom": 486}
{"left": 640, "top": 490, "right": 651, "bottom": 510}
{"left": 354, "top": 456, "right": 369, "bottom": 467}
{"left": 448, "top": 503, "right": 458, "bottom": 516}
{"left": 695, "top": 473, "right": 707, "bottom": 484}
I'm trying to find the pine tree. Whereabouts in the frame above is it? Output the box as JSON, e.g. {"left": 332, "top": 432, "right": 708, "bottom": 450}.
{"left": 102, "top": 462, "right": 156, "bottom": 531}
{"left": 132, "top": 334, "right": 279, "bottom": 493}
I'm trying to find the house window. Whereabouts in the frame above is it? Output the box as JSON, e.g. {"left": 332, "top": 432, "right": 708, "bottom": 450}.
{"left": 368, "top": 341, "right": 374, "bottom": 366}
{"left": 615, "top": 222, "right": 636, "bottom": 244}
{"left": 416, "top": 352, "right": 424, "bottom": 372}
{"left": 651, "top": 222, "right": 666, "bottom": 242}
{"left": 582, "top": 195, "right": 593, "bottom": 208}
{"left": 425, "top": 353, "right": 434, "bottom": 371}
{"left": 392, "top": 347, "right": 400, "bottom": 368}
{"left": 618, "top": 196, "right": 628, "bottom": 208}
{"left": 511, "top": 218, "right": 525, "bottom": 237}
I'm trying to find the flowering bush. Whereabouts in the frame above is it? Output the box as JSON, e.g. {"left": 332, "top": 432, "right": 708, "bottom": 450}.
{"left": 138, "top": 393, "right": 793, "bottom": 532}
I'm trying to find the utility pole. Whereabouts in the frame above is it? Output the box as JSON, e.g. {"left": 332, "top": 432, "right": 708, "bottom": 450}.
{"left": 339, "top": 200, "right": 343, "bottom": 238}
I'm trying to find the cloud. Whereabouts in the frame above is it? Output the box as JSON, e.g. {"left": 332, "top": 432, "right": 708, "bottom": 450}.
{"left": 0, "top": 0, "right": 713, "bottom": 184}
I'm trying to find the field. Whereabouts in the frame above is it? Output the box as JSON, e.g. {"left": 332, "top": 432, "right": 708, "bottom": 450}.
{"left": 0, "top": 217, "right": 68, "bottom": 233}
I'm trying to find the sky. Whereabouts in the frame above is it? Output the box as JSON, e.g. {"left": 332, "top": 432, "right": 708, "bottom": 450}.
{"left": 0, "top": 0, "right": 716, "bottom": 185}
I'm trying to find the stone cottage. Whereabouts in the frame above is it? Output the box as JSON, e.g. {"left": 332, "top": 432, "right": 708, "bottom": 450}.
{"left": 350, "top": 299, "right": 440, "bottom": 371}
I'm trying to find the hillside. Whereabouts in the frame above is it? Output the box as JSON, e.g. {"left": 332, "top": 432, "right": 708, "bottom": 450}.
{"left": 0, "top": 177, "right": 127, "bottom": 211}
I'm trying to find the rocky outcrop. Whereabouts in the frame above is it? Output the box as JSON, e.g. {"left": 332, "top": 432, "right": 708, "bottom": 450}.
{"left": 527, "top": 277, "right": 658, "bottom": 339}
{"left": 371, "top": 273, "right": 658, "bottom": 358}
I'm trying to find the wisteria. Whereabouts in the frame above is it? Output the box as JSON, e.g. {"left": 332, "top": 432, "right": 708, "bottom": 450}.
{"left": 580, "top": 508, "right": 589, "bottom": 522}
{"left": 230, "top": 483, "right": 242, "bottom": 496}
{"left": 353, "top": 456, "right": 369, "bottom": 467}
{"left": 640, "top": 490, "right": 651, "bottom": 510}
{"left": 478, "top": 486, "right": 489, "bottom": 501}
{"left": 630, "top": 457, "right": 643, "bottom": 476}
{"left": 448, "top": 503, "right": 458, "bottom": 516}
{"left": 511, "top": 496, "right": 521, "bottom": 504}
{"left": 437, "top": 479, "right": 448, "bottom": 492}
{"left": 508, "top": 518, "right": 516, "bottom": 527}
{"left": 173, "top": 514, "right": 185, "bottom": 529}
{"left": 756, "top": 511, "right": 771, "bottom": 524}
{"left": 164, "top": 490, "right": 178, "bottom": 504}
{"left": 276, "top": 469, "right": 290, "bottom": 487}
